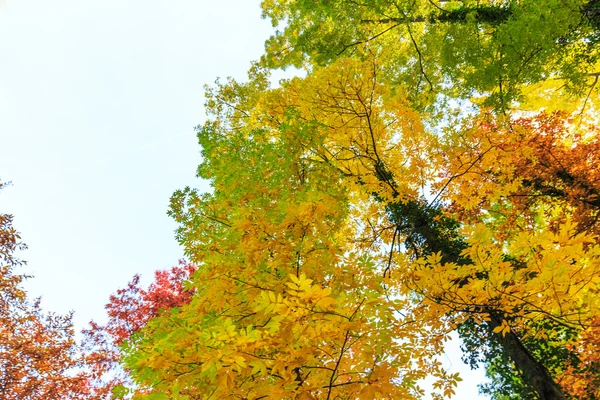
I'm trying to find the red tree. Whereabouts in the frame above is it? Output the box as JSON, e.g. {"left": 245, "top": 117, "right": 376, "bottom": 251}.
{"left": 82, "top": 261, "right": 196, "bottom": 398}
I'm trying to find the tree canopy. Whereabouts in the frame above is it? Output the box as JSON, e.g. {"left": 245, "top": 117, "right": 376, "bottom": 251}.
{"left": 115, "top": 8, "right": 600, "bottom": 395}
{"left": 261, "top": 0, "right": 600, "bottom": 110}
{"left": 3, "top": 1, "right": 600, "bottom": 399}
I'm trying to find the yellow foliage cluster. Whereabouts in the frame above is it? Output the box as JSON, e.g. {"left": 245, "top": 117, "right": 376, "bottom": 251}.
{"left": 124, "top": 53, "right": 600, "bottom": 399}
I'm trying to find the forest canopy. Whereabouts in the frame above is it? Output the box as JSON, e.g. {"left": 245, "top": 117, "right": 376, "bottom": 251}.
{"left": 115, "top": 1, "right": 600, "bottom": 399}
{"left": 109, "top": 1, "right": 600, "bottom": 398}
{"left": 2, "top": 1, "right": 600, "bottom": 399}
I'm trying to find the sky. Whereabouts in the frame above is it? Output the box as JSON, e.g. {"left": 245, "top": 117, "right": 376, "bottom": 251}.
{"left": 0, "top": 0, "right": 487, "bottom": 397}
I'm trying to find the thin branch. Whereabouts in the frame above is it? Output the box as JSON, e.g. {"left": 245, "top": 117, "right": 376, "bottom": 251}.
{"left": 337, "top": 23, "right": 401, "bottom": 56}
{"left": 578, "top": 73, "right": 599, "bottom": 121}
{"left": 384, "top": 227, "right": 399, "bottom": 278}
{"left": 406, "top": 23, "right": 434, "bottom": 92}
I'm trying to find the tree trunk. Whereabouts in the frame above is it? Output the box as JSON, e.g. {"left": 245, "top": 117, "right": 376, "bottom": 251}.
{"left": 487, "top": 313, "right": 566, "bottom": 400}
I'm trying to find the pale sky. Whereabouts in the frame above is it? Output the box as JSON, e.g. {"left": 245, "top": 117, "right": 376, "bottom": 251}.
{"left": 0, "top": 0, "right": 487, "bottom": 397}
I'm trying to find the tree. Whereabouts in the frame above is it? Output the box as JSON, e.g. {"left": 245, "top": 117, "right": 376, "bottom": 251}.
{"left": 257, "top": 2, "right": 600, "bottom": 397}
{"left": 82, "top": 261, "right": 196, "bottom": 399}
{"left": 0, "top": 181, "right": 89, "bottom": 399}
{"left": 116, "top": 60, "right": 465, "bottom": 399}
{"left": 111, "top": 2, "right": 600, "bottom": 399}
{"left": 261, "top": 0, "right": 600, "bottom": 109}
{"left": 130, "top": 56, "right": 600, "bottom": 399}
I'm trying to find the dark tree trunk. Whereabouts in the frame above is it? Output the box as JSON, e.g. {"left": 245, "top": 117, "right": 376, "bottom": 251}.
{"left": 487, "top": 312, "right": 566, "bottom": 400}
{"left": 361, "top": 5, "right": 511, "bottom": 26}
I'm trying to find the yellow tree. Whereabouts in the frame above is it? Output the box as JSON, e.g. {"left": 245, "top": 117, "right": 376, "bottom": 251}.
{"left": 254, "top": 1, "right": 600, "bottom": 397}
{"left": 118, "top": 60, "right": 462, "bottom": 399}
{"left": 120, "top": 48, "right": 600, "bottom": 400}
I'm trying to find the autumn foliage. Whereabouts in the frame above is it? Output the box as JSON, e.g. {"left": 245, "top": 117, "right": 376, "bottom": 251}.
{"left": 0, "top": 181, "right": 88, "bottom": 399}
{"left": 82, "top": 261, "right": 196, "bottom": 398}
{"left": 0, "top": 179, "right": 197, "bottom": 399}
{"left": 4, "top": 1, "right": 600, "bottom": 399}
{"left": 110, "top": 54, "right": 600, "bottom": 398}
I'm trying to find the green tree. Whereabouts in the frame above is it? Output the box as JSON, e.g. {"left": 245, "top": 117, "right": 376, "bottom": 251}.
{"left": 261, "top": 0, "right": 600, "bottom": 109}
